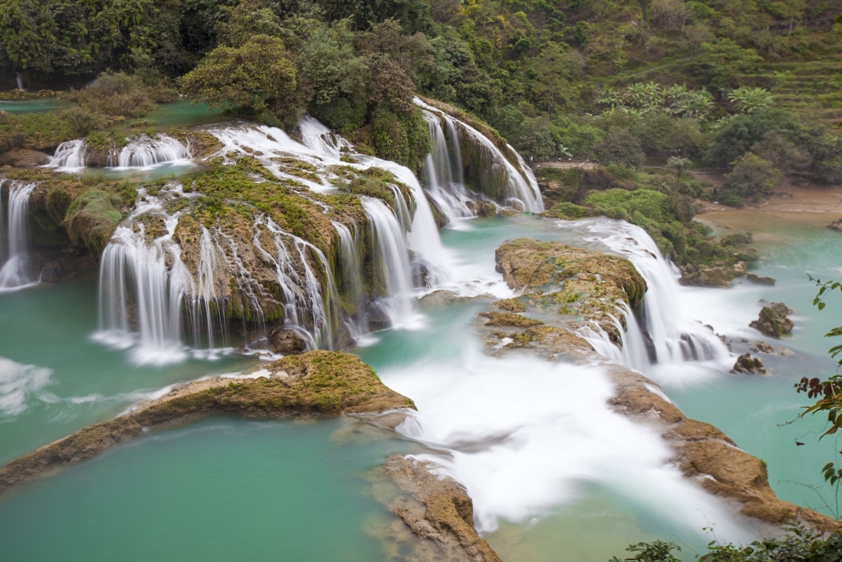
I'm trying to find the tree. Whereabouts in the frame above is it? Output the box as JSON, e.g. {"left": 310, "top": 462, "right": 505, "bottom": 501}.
{"left": 594, "top": 128, "right": 646, "bottom": 169}
{"left": 666, "top": 156, "right": 691, "bottom": 185}
{"left": 693, "top": 39, "right": 763, "bottom": 90}
{"left": 181, "top": 35, "right": 298, "bottom": 121}
{"left": 722, "top": 152, "right": 782, "bottom": 201}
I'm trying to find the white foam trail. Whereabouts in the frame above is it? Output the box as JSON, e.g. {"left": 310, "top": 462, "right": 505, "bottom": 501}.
{"left": 383, "top": 350, "right": 753, "bottom": 543}
{"left": 0, "top": 357, "right": 53, "bottom": 417}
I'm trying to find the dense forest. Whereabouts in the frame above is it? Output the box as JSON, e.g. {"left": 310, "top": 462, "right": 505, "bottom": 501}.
{"left": 1, "top": 0, "right": 840, "bottom": 273}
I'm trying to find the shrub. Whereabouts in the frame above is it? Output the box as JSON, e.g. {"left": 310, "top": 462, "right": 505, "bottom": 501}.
{"left": 69, "top": 72, "right": 156, "bottom": 118}
{"left": 593, "top": 128, "right": 645, "bottom": 169}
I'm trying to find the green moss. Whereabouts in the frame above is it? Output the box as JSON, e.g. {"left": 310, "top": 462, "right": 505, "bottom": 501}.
{"left": 63, "top": 190, "right": 123, "bottom": 253}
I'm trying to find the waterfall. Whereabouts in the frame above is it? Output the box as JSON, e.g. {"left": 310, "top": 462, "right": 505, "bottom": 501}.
{"left": 421, "top": 113, "right": 479, "bottom": 222}
{"left": 15, "top": 72, "right": 24, "bottom": 92}
{"left": 47, "top": 136, "right": 191, "bottom": 170}
{"left": 332, "top": 221, "right": 366, "bottom": 337}
{"left": 581, "top": 220, "right": 730, "bottom": 367}
{"left": 0, "top": 180, "right": 39, "bottom": 292}
{"left": 362, "top": 197, "right": 415, "bottom": 326}
{"left": 416, "top": 98, "right": 544, "bottom": 213}
{"left": 110, "top": 136, "right": 192, "bottom": 168}
{"left": 95, "top": 204, "right": 191, "bottom": 365}
{"left": 47, "top": 140, "right": 86, "bottom": 171}
{"left": 252, "top": 214, "right": 337, "bottom": 350}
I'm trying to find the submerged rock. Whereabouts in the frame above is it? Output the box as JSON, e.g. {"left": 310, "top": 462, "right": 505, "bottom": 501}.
{"left": 731, "top": 353, "right": 767, "bottom": 375}
{"left": 0, "top": 351, "right": 414, "bottom": 494}
{"left": 267, "top": 327, "right": 309, "bottom": 355}
{"left": 750, "top": 302, "right": 794, "bottom": 338}
{"left": 478, "top": 311, "right": 543, "bottom": 328}
{"left": 746, "top": 273, "right": 776, "bottom": 285}
{"left": 751, "top": 341, "right": 776, "bottom": 353}
{"left": 829, "top": 218, "right": 842, "bottom": 232}
{"left": 679, "top": 263, "right": 737, "bottom": 288}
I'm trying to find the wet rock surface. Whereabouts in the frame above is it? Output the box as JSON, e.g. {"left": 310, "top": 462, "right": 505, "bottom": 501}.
{"left": 746, "top": 273, "right": 776, "bottom": 285}
{"left": 731, "top": 353, "right": 767, "bottom": 375}
{"left": 374, "top": 456, "right": 503, "bottom": 562}
{"left": 750, "top": 302, "right": 794, "bottom": 337}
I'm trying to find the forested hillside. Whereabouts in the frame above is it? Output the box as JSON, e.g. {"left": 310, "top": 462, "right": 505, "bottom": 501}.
{"left": 2, "top": 0, "right": 840, "bottom": 203}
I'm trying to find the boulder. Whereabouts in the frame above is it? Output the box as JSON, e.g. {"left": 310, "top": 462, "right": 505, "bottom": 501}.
{"left": 39, "top": 261, "right": 64, "bottom": 283}
{"left": 732, "top": 353, "right": 766, "bottom": 375}
{"left": 267, "top": 328, "right": 309, "bottom": 355}
{"left": 829, "top": 219, "right": 842, "bottom": 232}
{"left": 746, "top": 273, "right": 776, "bottom": 285}
{"left": 0, "top": 149, "right": 51, "bottom": 167}
{"left": 750, "top": 302, "right": 794, "bottom": 338}
{"left": 751, "top": 341, "right": 775, "bottom": 354}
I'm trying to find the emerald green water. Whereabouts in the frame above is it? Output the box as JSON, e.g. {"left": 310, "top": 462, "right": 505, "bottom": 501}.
{"left": 0, "top": 99, "right": 67, "bottom": 114}
{"left": 146, "top": 101, "right": 225, "bottom": 128}
{"left": 0, "top": 417, "right": 405, "bottom": 562}
{"left": 0, "top": 275, "right": 253, "bottom": 465}
{"left": 1, "top": 213, "right": 839, "bottom": 561}
{"left": 664, "top": 222, "right": 842, "bottom": 516}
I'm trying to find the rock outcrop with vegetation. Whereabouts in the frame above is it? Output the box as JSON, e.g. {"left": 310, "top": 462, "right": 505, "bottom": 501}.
{"left": 494, "top": 238, "right": 645, "bottom": 338}
{"left": 750, "top": 302, "right": 795, "bottom": 338}
{"left": 0, "top": 351, "right": 414, "bottom": 494}
{"left": 480, "top": 237, "right": 837, "bottom": 533}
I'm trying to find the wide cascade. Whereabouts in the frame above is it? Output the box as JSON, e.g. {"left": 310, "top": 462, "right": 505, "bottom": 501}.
{"left": 416, "top": 99, "right": 544, "bottom": 214}
{"left": 0, "top": 179, "right": 39, "bottom": 292}
{"left": 47, "top": 135, "right": 192, "bottom": 170}
{"left": 578, "top": 220, "right": 730, "bottom": 370}
{"left": 93, "top": 114, "right": 460, "bottom": 362}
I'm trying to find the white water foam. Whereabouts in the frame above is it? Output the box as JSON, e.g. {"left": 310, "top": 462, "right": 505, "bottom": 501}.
{"left": 0, "top": 357, "right": 53, "bottom": 417}
{"left": 384, "top": 349, "right": 754, "bottom": 543}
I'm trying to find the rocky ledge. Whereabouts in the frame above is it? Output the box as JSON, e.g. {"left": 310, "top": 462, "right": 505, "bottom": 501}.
{"left": 494, "top": 238, "right": 646, "bottom": 340}
{"left": 481, "top": 238, "right": 838, "bottom": 533}
{"left": 0, "top": 351, "right": 414, "bottom": 494}
{"left": 375, "top": 456, "right": 503, "bottom": 562}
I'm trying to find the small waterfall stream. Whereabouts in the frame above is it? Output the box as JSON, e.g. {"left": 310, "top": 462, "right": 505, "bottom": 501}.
{"left": 421, "top": 112, "right": 478, "bottom": 222}
{"left": 416, "top": 98, "right": 544, "bottom": 213}
{"left": 576, "top": 220, "right": 730, "bottom": 370}
{"left": 47, "top": 135, "right": 192, "bottom": 171}
{"left": 361, "top": 197, "right": 416, "bottom": 327}
{"left": 110, "top": 136, "right": 192, "bottom": 168}
{"left": 0, "top": 180, "right": 39, "bottom": 292}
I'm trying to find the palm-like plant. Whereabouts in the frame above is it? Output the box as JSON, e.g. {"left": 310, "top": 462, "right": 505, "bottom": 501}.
{"left": 727, "top": 86, "right": 773, "bottom": 113}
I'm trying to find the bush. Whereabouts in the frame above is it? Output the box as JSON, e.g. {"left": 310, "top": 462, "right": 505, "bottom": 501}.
{"left": 68, "top": 72, "right": 157, "bottom": 118}
{"left": 593, "top": 128, "right": 645, "bottom": 169}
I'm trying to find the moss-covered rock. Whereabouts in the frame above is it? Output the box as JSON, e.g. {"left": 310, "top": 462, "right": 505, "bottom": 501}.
{"left": 0, "top": 351, "right": 413, "bottom": 494}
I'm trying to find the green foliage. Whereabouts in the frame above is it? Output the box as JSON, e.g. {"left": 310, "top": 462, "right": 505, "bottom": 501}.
{"left": 722, "top": 152, "right": 782, "bottom": 202}
{"left": 63, "top": 190, "right": 124, "bottom": 253}
{"left": 182, "top": 35, "right": 298, "bottom": 119}
{"left": 68, "top": 72, "right": 161, "bottom": 118}
{"left": 693, "top": 39, "right": 764, "bottom": 90}
{"left": 610, "top": 540, "right": 681, "bottom": 562}
{"left": 593, "top": 128, "right": 646, "bottom": 169}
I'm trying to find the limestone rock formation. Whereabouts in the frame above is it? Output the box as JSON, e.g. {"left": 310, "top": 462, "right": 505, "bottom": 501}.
{"left": 750, "top": 302, "right": 794, "bottom": 337}
{"left": 746, "top": 273, "right": 776, "bottom": 285}
{"left": 731, "top": 353, "right": 767, "bottom": 375}
{"left": 0, "top": 352, "right": 414, "bottom": 493}
{"left": 495, "top": 238, "right": 646, "bottom": 338}
{"left": 380, "top": 456, "right": 503, "bottom": 562}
